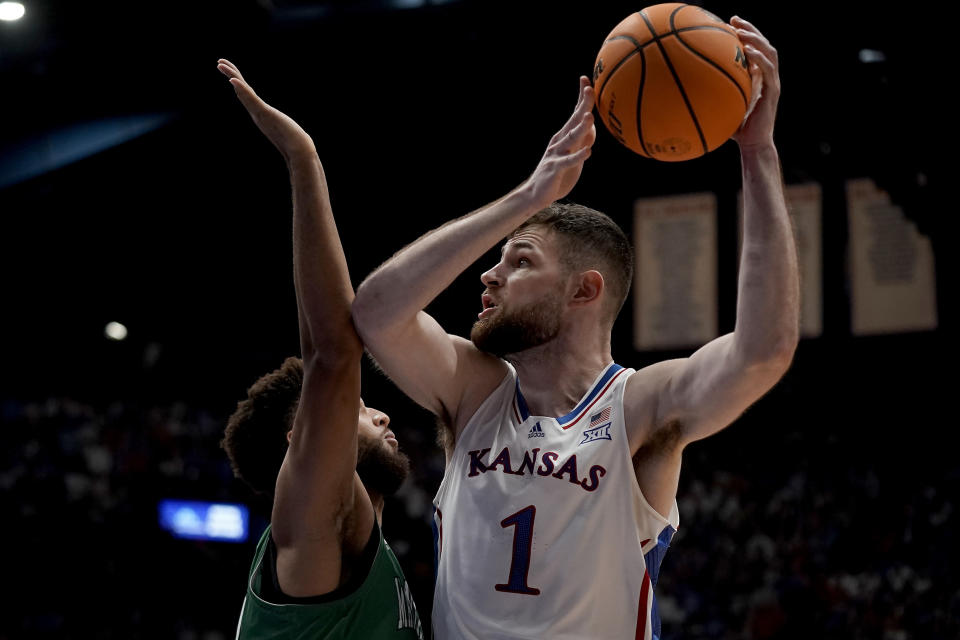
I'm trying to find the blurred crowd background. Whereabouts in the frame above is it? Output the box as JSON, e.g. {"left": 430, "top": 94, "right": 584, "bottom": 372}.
{"left": 1, "top": 1, "right": 954, "bottom": 638}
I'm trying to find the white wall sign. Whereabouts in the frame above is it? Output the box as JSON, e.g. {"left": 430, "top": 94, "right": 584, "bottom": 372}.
{"left": 634, "top": 193, "right": 718, "bottom": 351}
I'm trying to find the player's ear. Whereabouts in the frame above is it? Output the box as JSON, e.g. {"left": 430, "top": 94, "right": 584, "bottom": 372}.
{"left": 286, "top": 429, "right": 293, "bottom": 444}
{"left": 569, "top": 270, "right": 604, "bottom": 307}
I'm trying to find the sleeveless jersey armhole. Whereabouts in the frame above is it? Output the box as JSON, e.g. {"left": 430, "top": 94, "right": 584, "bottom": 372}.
{"left": 258, "top": 520, "right": 381, "bottom": 605}
{"left": 615, "top": 369, "right": 681, "bottom": 532}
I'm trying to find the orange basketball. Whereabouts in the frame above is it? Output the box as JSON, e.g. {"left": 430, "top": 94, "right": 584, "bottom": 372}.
{"left": 592, "top": 3, "right": 752, "bottom": 161}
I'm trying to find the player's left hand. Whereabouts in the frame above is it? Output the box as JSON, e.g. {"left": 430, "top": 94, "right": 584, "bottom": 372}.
{"left": 523, "top": 76, "right": 596, "bottom": 210}
{"left": 729, "top": 17, "right": 779, "bottom": 151}
{"left": 217, "top": 59, "right": 317, "bottom": 163}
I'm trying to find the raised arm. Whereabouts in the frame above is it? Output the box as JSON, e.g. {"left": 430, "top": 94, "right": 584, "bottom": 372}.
{"left": 218, "top": 60, "right": 368, "bottom": 595}
{"left": 352, "top": 77, "right": 597, "bottom": 436}
{"left": 626, "top": 18, "right": 799, "bottom": 496}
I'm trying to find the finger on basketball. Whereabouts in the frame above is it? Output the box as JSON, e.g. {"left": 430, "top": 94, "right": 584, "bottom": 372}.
{"left": 729, "top": 16, "right": 759, "bottom": 33}
{"left": 737, "top": 30, "right": 776, "bottom": 63}
{"left": 563, "top": 145, "right": 592, "bottom": 164}
{"left": 743, "top": 45, "right": 776, "bottom": 77}
{"left": 565, "top": 113, "right": 594, "bottom": 150}
{"left": 564, "top": 80, "right": 593, "bottom": 127}
{"left": 577, "top": 81, "right": 595, "bottom": 115}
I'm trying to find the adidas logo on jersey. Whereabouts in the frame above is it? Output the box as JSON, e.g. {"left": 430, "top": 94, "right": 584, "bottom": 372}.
{"left": 527, "top": 421, "right": 544, "bottom": 438}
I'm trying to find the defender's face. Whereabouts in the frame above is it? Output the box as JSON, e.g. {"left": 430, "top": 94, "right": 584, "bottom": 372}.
{"left": 471, "top": 227, "right": 569, "bottom": 357}
{"left": 356, "top": 398, "right": 410, "bottom": 495}
{"left": 357, "top": 399, "right": 397, "bottom": 451}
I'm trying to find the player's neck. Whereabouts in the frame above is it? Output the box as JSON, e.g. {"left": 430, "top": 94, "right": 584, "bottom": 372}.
{"left": 507, "top": 329, "right": 612, "bottom": 418}
{"left": 366, "top": 490, "right": 385, "bottom": 525}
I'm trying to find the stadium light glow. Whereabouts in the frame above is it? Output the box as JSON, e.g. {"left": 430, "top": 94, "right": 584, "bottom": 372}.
{"left": 158, "top": 500, "right": 250, "bottom": 542}
{"left": 104, "top": 321, "right": 128, "bottom": 341}
{"left": 0, "top": 2, "right": 25, "bottom": 21}
{"left": 858, "top": 49, "right": 886, "bottom": 64}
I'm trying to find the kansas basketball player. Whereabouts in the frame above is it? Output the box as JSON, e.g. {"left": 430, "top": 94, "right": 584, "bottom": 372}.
{"left": 353, "top": 17, "right": 792, "bottom": 640}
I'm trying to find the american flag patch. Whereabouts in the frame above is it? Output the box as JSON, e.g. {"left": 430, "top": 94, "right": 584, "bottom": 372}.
{"left": 590, "top": 407, "right": 611, "bottom": 426}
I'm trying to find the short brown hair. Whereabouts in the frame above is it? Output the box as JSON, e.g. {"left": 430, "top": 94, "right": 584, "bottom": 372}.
{"left": 221, "top": 357, "right": 303, "bottom": 496}
{"left": 512, "top": 202, "right": 633, "bottom": 323}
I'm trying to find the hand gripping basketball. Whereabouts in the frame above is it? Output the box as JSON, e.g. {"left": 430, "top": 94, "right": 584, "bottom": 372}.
{"left": 524, "top": 77, "right": 597, "bottom": 209}
{"left": 729, "top": 16, "right": 779, "bottom": 151}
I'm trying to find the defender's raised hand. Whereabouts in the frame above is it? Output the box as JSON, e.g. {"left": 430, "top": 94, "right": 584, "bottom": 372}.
{"left": 524, "top": 76, "right": 596, "bottom": 209}
{"left": 217, "top": 58, "right": 317, "bottom": 163}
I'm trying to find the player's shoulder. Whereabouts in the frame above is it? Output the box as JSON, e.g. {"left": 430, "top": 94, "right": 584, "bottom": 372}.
{"left": 446, "top": 334, "right": 512, "bottom": 437}
{"left": 622, "top": 358, "right": 688, "bottom": 449}
{"left": 447, "top": 333, "right": 511, "bottom": 382}
{"left": 624, "top": 358, "right": 687, "bottom": 398}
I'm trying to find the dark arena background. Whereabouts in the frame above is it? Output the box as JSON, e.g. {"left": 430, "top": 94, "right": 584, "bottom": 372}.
{"left": 1, "top": 1, "right": 955, "bottom": 638}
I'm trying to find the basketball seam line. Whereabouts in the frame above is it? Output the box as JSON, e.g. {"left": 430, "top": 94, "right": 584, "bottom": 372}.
{"left": 606, "top": 24, "right": 736, "bottom": 49}
{"left": 673, "top": 29, "right": 749, "bottom": 108}
{"left": 597, "top": 25, "right": 735, "bottom": 107}
{"left": 596, "top": 33, "right": 642, "bottom": 111}
{"left": 647, "top": 7, "right": 707, "bottom": 155}
{"left": 636, "top": 49, "right": 650, "bottom": 157}
{"left": 667, "top": 6, "right": 709, "bottom": 155}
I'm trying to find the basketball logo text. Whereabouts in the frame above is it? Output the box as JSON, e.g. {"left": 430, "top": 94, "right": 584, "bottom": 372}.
{"left": 735, "top": 46, "right": 748, "bottom": 70}
{"left": 606, "top": 94, "right": 627, "bottom": 145}
{"left": 593, "top": 58, "right": 604, "bottom": 83}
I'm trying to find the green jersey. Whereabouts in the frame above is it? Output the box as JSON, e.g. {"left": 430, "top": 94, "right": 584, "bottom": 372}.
{"left": 235, "top": 523, "right": 423, "bottom": 639}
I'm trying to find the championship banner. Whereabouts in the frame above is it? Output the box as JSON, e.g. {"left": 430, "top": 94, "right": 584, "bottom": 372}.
{"left": 737, "top": 183, "right": 823, "bottom": 339}
{"left": 786, "top": 183, "right": 824, "bottom": 338}
{"left": 846, "top": 178, "right": 938, "bottom": 335}
{"left": 633, "top": 192, "right": 717, "bottom": 351}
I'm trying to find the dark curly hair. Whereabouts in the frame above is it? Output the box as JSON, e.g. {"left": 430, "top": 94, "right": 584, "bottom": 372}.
{"left": 512, "top": 202, "right": 634, "bottom": 324}
{"left": 221, "top": 357, "right": 304, "bottom": 496}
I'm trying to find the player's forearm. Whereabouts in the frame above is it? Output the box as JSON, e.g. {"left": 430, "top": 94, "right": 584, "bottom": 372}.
{"left": 353, "top": 183, "right": 541, "bottom": 336}
{"left": 733, "top": 143, "right": 799, "bottom": 367}
{"left": 289, "top": 153, "right": 362, "bottom": 361}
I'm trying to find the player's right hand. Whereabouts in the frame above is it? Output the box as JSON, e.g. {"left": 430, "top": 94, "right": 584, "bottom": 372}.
{"left": 523, "top": 76, "right": 596, "bottom": 210}
{"left": 217, "top": 59, "right": 317, "bottom": 163}
{"left": 729, "top": 18, "right": 779, "bottom": 151}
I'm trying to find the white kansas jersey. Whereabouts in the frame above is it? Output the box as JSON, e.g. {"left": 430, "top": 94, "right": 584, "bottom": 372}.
{"left": 432, "top": 362, "right": 680, "bottom": 640}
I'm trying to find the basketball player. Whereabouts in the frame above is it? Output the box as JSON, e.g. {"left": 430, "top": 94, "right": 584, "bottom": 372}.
{"left": 216, "top": 59, "right": 423, "bottom": 639}
{"left": 352, "top": 18, "right": 794, "bottom": 640}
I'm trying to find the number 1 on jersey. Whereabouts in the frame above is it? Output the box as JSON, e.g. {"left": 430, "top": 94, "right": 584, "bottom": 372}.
{"left": 495, "top": 505, "right": 540, "bottom": 595}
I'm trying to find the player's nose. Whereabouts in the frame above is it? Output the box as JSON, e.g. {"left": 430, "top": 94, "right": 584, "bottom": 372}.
{"left": 480, "top": 263, "right": 502, "bottom": 288}
{"left": 370, "top": 408, "right": 390, "bottom": 427}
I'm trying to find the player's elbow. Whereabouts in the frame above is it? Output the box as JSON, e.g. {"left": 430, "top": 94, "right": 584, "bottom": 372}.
{"left": 352, "top": 280, "right": 394, "bottom": 341}
{"left": 746, "top": 340, "right": 796, "bottom": 385}
{"left": 740, "top": 320, "right": 798, "bottom": 374}
{"left": 734, "top": 331, "right": 797, "bottom": 386}
{"left": 767, "top": 324, "right": 799, "bottom": 372}
{"left": 303, "top": 335, "right": 363, "bottom": 377}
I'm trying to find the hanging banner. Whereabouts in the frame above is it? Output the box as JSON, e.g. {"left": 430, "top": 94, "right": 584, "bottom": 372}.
{"left": 738, "top": 183, "right": 823, "bottom": 338}
{"left": 846, "top": 178, "right": 937, "bottom": 335}
{"left": 786, "top": 183, "right": 824, "bottom": 338}
{"left": 634, "top": 192, "right": 717, "bottom": 351}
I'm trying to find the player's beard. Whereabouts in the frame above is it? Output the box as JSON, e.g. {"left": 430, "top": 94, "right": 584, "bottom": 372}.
{"left": 470, "top": 290, "right": 564, "bottom": 358}
{"left": 356, "top": 435, "right": 411, "bottom": 496}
